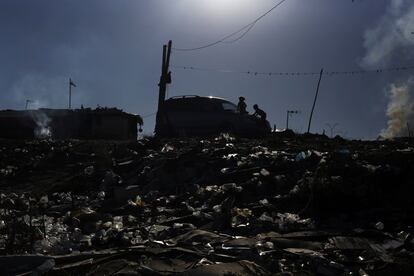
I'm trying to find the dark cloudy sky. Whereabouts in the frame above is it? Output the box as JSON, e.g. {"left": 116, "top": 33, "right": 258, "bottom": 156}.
{"left": 1, "top": 0, "right": 414, "bottom": 139}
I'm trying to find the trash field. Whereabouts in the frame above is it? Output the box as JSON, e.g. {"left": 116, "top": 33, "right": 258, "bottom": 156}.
{"left": 0, "top": 133, "right": 413, "bottom": 275}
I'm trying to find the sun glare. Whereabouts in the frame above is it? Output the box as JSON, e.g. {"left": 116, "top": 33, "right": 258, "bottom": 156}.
{"left": 200, "top": 0, "right": 251, "bottom": 15}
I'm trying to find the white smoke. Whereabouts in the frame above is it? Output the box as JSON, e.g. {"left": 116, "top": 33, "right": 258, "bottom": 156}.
{"left": 29, "top": 111, "right": 52, "bottom": 139}
{"left": 361, "top": 0, "right": 414, "bottom": 138}
{"left": 361, "top": 0, "right": 414, "bottom": 68}
{"left": 381, "top": 80, "right": 414, "bottom": 138}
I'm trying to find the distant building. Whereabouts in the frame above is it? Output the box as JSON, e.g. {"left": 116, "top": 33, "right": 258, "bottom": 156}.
{"left": 0, "top": 108, "right": 142, "bottom": 140}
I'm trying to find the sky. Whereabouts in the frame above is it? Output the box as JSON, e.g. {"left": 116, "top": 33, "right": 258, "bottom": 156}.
{"left": 1, "top": 0, "right": 414, "bottom": 139}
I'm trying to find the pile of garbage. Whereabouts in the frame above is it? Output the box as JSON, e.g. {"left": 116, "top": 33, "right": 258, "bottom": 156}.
{"left": 0, "top": 134, "right": 413, "bottom": 275}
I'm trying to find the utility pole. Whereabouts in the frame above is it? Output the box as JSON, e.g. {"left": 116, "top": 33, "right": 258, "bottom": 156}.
{"left": 286, "top": 110, "right": 300, "bottom": 129}
{"left": 307, "top": 68, "right": 324, "bottom": 133}
{"left": 69, "top": 79, "right": 72, "bottom": 109}
{"left": 25, "top": 99, "right": 33, "bottom": 110}
{"left": 155, "top": 40, "right": 172, "bottom": 134}
{"left": 69, "top": 78, "right": 76, "bottom": 109}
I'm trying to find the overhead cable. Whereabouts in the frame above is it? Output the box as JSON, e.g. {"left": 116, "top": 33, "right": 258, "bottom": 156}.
{"left": 223, "top": 23, "right": 257, "bottom": 43}
{"left": 172, "top": 64, "right": 414, "bottom": 77}
{"left": 173, "top": 0, "right": 288, "bottom": 51}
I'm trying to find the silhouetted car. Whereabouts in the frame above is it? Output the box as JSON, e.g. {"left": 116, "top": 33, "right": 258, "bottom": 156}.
{"left": 155, "top": 95, "right": 271, "bottom": 137}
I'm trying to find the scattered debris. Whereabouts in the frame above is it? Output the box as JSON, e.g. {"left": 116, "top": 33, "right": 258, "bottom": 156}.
{"left": 0, "top": 134, "right": 413, "bottom": 275}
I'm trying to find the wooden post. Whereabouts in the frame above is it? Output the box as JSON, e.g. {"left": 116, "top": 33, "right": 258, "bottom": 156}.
{"left": 165, "top": 40, "right": 172, "bottom": 75}
{"left": 155, "top": 40, "right": 172, "bottom": 134}
{"left": 286, "top": 111, "right": 289, "bottom": 129}
{"left": 157, "top": 45, "right": 167, "bottom": 113}
{"left": 307, "top": 68, "right": 324, "bottom": 133}
{"left": 69, "top": 78, "right": 72, "bottom": 109}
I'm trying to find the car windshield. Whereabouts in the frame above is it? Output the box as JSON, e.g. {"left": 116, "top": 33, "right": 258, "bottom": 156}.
{"left": 222, "top": 102, "right": 237, "bottom": 112}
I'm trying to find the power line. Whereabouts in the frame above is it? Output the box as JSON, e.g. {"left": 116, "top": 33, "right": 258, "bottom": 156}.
{"left": 172, "top": 64, "right": 414, "bottom": 77}
{"left": 223, "top": 22, "right": 257, "bottom": 43}
{"left": 173, "top": 0, "right": 288, "bottom": 51}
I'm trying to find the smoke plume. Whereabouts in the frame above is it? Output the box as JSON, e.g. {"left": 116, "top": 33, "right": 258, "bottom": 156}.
{"left": 361, "top": 0, "right": 414, "bottom": 68}
{"left": 30, "top": 111, "right": 52, "bottom": 139}
{"left": 361, "top": 0, "right": 414, "bottom": 138}
{"left": 381, "top": 80, "right": 414, "bottom": 138}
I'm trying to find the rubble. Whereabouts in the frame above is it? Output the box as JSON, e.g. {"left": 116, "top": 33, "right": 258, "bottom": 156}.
{"left": 0, "top": 135, "right": 414, "bottom": 275}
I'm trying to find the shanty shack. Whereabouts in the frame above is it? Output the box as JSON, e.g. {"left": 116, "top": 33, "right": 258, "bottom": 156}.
{"left": 0, "top": 108, "right": 142, "bottom": 140}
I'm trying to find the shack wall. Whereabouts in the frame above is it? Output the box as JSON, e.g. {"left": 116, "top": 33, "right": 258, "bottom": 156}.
{"left": 0, "top": 109, "right": 138, "bottom": 140}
